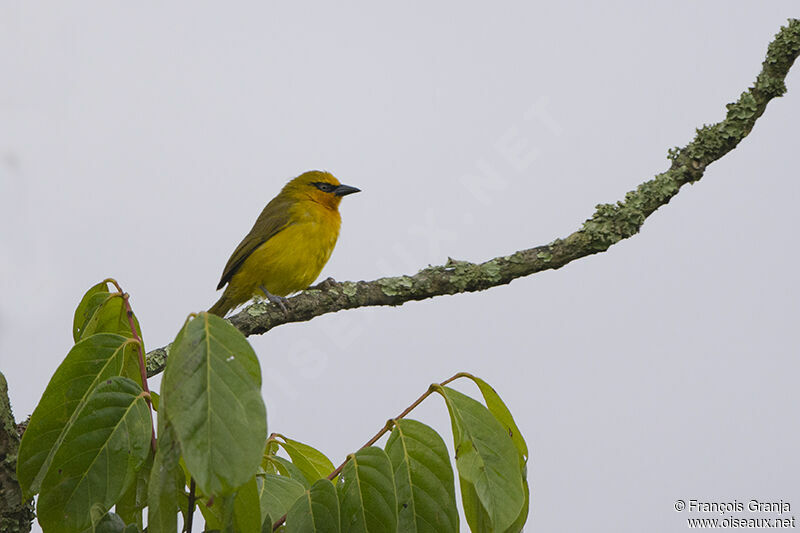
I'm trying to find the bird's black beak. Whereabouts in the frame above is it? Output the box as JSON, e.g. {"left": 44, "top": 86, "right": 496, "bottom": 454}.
{"left": 334, "top": 184, "right": 361, "bottom": 197}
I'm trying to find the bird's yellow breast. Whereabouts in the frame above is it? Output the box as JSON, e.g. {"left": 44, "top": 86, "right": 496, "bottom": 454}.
{"left": 227, "top": 201, "right": 342, "bottom": 301}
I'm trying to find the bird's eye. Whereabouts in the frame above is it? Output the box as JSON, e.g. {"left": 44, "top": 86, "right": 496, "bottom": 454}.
{"left": 313, "top": 182, "right": 335, "bottom": 193}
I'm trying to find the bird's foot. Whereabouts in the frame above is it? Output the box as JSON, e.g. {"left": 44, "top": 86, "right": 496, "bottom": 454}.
{"left": 260, "top": 285, "right": 288, "bottom": 313}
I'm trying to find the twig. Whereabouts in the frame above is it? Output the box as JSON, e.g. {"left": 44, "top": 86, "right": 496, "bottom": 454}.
{"left": 105, "top": 278, "right": 157, "bottom": 452}
{"left": 271, "top": 373, "right": 466, "bottom": 531}
{"left": 145, "top": 19, "right": 800, "bottom": 378}
{"left": 186, "top": 478, "right": 196, "bottom": 533}
{"left": 327, "top": 372, "right": 463, "bottom": 480}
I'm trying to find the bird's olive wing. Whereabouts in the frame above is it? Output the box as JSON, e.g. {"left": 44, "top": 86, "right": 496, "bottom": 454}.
{"left": 216, "top": 196, "right": 294, "bottom": 290}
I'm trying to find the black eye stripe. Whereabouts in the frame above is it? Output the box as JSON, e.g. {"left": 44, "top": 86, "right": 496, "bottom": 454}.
{"left": 312, "top": 182, "right": 335, "bottom": 193}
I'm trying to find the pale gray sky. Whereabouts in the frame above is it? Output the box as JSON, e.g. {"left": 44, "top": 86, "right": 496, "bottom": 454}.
{"left": 1, "top": 3, "right": 798, "bottom": 532}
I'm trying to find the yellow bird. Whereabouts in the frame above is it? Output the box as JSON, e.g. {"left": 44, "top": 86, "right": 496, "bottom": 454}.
{"left": 209, "top": 170, "right": 360, "bottom": 317}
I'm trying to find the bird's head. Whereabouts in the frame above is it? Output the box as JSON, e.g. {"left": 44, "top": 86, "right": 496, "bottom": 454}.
{"left": 282, "top": 170, "right": 360, "bottom": 210}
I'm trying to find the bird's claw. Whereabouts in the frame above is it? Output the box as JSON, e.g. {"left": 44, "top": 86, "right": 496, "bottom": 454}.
{"left": 260, "top": 285, "right": 289, "bottom": 313}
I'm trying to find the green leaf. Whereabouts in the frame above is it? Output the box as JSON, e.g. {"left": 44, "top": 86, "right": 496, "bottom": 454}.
{"left": 147, "top": 417, "right": 184, "bottom": 533}
{"left": 263, "top": 457, "right": 279, "bottom": 476}
{"left": 198, "top": 497, "right": 224, "bottom": 531}
{"left": 459, "top": 479, "right": 491, "bottom": 533}
{"left": 73, "top": 281, "right": 112, "bottom": 341}
{"left": 258, "top": 473, "right": 307, "bottom": 526}
{"left": 266, "top": 438, "right": 280, "bottom": 456}
{"left": 447, "top": 377, "right": 530, "bottom": 532}
{"left": 17, "top": 334, "right": 140, "bottom": 497}
{"left": 116, "top": 448, "right": 154, "bottom": 529}
{"left": 162, "top": 312, "right": 267, "bottom": 497}
{"left": 199, "top": 493, "right": 235, "bottom": 532}
{"left": 460, "top": 476, "right": 529, "bottom": 533}
{"left": 437, "top": 386, "right": 525, "bottom": 533}
{"left": 337, "top": 447, "right": 397, "bottom": 533}
{"left": 286, "top": 479, "right": 340, "bottom": 533}
{"left": 149, "top": 390, "right": 160, "bottom": 411}
{"left": 275, "top": 435, "right": 336, "bottom": 484}
{"left": 385, "top": 419, "right": 458, "bottom": 533}
{"left": 92, "top": 512, "right": 127, "bottom": 533}
{"left": 79, "top": 292, "right": 143, "bottom": 342}
{"left": 234, "top": 475, "right": 263, "bottom": 533}
{"left": 265, "top": 456, "right": 311, "bottom": 489}
{"left": 37, "top": 376, "right": 152, "bottom": 533}
{"left": 262, "top": 513, "right": 273, "bottom": 533}
{"left": 503, "top": 478, "right": 529, "bottom": 533}
{"left": 463, "top": 375, "right": 528, "bottom": 467}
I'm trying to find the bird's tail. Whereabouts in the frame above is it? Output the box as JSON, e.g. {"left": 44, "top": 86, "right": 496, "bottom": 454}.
{"left": 208, "top": 293, "right": 231, "bottom": 317}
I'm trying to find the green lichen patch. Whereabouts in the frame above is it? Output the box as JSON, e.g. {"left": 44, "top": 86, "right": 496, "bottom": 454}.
{"left": 145, "top": 344, "right": 170, "bottom": 375}
{"left": 504, "top": 251, "right": 529, "bottom": 264}
{"left": 764, "top": 19, "right": 800, "bottom": 67}
{"left": 341, "top": 282, "right": 358, "bottom": 297}
{"left": 685, "top": 123, "right": 728, "bottom": 161}
{"left": 726, "top": 92, "right": 758, "bottom": 120}
{"left": 444, "top": 257, "right": 471, "bottom": 270}
{"left": 754, "top": 76, "right": 787, "bottom": 98}
{"left": 246, "top": 302, "right": 270, "bottom": 317}
{"left": 581, "top": 204, "right": 631, "bottom": 250}
{"left": 481, "top": 260, "right": 502, "bottom": 282}
{"left": 379, "top": 276, "right": 415, "bottom": 296}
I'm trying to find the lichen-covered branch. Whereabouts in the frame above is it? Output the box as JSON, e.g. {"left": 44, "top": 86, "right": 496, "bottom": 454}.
{"left": 0, "top": 373, "right": 34, "bottom": 533}
{"left": 146, "top": 19, "right": 800, "bottom": 378}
